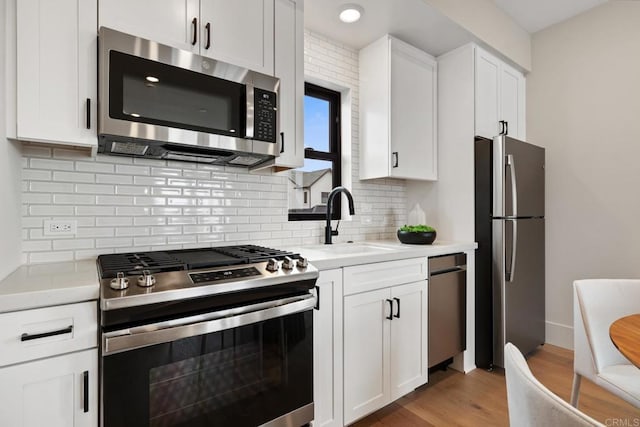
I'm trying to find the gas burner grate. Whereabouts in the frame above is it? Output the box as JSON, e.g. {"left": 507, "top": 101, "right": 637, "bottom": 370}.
{"left": 214, "top": 245, "right": 298, "bottom": 262}
{"left": 98, "top": 252, "right": 185, "bottom": 278}
{"left": 97, "top": 245, "right": 300, "bottom": 279}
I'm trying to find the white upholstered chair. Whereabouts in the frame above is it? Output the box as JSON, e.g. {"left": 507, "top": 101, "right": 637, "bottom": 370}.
{"left": 504, "top": 342, "right": 603, "bottom": 427}
{"left": 571, "top": 279, "right": 640, "bottom": 408}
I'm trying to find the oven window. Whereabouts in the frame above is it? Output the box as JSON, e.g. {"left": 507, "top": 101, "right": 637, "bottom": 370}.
{"left": 108, "top": 51, "right": 246, "bottom": 138}
{"left": 102, "top": 310, "right": 313, "bottom": 427}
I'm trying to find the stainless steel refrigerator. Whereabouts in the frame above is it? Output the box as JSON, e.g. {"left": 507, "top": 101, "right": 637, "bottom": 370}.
{"left": 475, "top": 135, "right": 545, "bottom": 368}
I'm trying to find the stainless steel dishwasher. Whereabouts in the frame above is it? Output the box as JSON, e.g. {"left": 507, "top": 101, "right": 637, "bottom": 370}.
{"left": 428, "top": 253, "right": 467, "bottom": 368}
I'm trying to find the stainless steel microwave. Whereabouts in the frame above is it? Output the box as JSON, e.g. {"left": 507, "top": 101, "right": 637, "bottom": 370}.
{"left": 98, "top": 27, "right": 281, "bottom": 168}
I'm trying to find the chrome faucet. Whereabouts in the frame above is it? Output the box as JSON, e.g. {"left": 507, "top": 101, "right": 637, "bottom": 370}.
{"left": 325, "top": 186, "right": 355, "bottom": 244}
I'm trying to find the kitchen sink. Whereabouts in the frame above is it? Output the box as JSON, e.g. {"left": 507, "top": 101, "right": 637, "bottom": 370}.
{"left": 301, "top": 242, "right": 396, "bottom": 255}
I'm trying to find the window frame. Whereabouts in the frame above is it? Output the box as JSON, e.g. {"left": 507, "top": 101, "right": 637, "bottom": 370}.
{"left": 288, "top": 82, "right": 342, "bottom": 222}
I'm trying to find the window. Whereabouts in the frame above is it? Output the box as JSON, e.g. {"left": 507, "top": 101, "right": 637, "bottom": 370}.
{"left": 288, "top": 83, "right": 341, "bottom": 221}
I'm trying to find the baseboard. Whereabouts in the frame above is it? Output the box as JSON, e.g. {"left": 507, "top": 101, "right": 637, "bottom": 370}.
{"left": 545, "top": 320, "right": 573, "bottom": 349}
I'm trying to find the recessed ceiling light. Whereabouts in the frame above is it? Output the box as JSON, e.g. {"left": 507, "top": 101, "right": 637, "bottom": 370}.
{"left": 339, "top": 4, "right": 363, "bottom": 23}
{"left": 145, "top": 76, "right": 159, "bottom": 83}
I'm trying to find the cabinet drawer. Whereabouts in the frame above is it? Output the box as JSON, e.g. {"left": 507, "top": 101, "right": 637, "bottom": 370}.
{"left": 343, "top": 258, "right": 427, "bottom": 296}
{"left": 0, "top": 302, "right": 97, "bottom": 367}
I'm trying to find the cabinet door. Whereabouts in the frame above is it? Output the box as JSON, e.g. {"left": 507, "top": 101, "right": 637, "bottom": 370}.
{"left": 474, "top": 47, "right": 501, "bottom": 139}
{"left": 390, "top": 281, "right": 428, "bottom": 400}
{"left": 273, "top": 0, "right": 304, "bottom": 170}
{"left": 390, "top": 38, "right": 438, "bottom": 180}
{"left": 200, "top": 0, "right": 274, "bottom": 74}
{"left": 312, "top": 269, "right": 343, "bottom": 427}
{"left": 500, "top": 62, "right": 526, "bottom": 141}
{"left": 0, "top": 349, "right": 98, "bottom": 427}
{"left": 16, "top": 0, "right": 97, "bottom": 148}
{"left": 99, "top": 0, "right": 199, "bottom": 53}
{"left": 343, "top": 288, "right": 391, "bottom": 425}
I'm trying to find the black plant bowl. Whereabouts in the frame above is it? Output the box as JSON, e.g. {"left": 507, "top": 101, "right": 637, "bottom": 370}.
{"left": 397, "top": 230, "right": 437, "bottom": 245}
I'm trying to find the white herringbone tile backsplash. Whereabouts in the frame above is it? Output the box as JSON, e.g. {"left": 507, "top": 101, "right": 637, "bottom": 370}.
{"left": 20, "top": 31, "right": 408, "bottom": 263}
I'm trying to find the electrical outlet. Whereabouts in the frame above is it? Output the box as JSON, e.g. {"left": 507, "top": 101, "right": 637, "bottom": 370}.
{"left": 44, "top": 220, "right": 77, "bottom": 236}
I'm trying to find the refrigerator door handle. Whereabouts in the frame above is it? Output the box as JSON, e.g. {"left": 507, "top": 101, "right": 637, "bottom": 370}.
{"left": 506, "top": 154, "right": 518, "bottom": 217}
{"left": 506, "top": 219, "right": 518, "bottom": 282}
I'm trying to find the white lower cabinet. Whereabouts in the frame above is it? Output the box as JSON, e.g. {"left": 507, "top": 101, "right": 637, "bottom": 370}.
{"left": 343, "top": 280, "right": 428, "bottom": 424}
{"left": 0, "top": 348, "right": 98, "bottom": 427}
{"left": 389, "top": 282, "right": 428, "bottom": 400}
{"left": 312, "top": 269, "right": 343, "bottom": 427}
{"left": 0, "top": 301, "right": 98, "bottom": 426}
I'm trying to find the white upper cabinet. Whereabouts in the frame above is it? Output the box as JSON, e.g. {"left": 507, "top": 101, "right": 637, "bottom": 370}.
{"left": 15, "top": 0, "right": 97, "bottom": 148}
{"left": 360, "top": 35, "right": 438, "bottom": 181}
{"left": 99, "top": 0, "right": 199, "bottom": 53}
{"left": 99, "top": 0, "right": 274, "bottom": 75}
{"left": 475, "top": 46, "right": 526, "bottom": 140}
{"left": 200, "top": 0, "right": 274, "bottom": 74}
{"left": 272, "top": 0, "right": 304, "bottom": 170}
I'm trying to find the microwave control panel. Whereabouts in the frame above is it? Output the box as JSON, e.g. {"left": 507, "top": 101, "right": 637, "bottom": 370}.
{"left": 254, "top": 88, "right": 277, "bottom": 143}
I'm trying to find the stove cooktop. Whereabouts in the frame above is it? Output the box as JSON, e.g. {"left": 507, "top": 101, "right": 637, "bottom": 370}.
{"left": 98, "top": 245, "right": 317, "bottom": 312}
{"left": 97, "top": 245, "right": 299, "bottom": 279}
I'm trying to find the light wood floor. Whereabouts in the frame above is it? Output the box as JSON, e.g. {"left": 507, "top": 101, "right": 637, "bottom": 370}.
{"left": 352, "top": 344, "right": 640, "bottom": 426}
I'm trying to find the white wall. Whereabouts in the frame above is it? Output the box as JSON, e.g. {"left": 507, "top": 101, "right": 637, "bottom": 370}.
{"left": 18, "top": 31, "right": 408, "bottom": 263}
{"left": 422, "top": 0, "right": 531, "bottom": 71}
{"left": 527, "top": 1, "right": 640, "bottom": 348}
{"left": 0, "top": 0, "right": 22, "bottom": 280}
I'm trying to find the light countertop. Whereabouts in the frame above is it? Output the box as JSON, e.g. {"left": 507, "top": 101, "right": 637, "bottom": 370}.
{"left": 0, "top": 259, "right": 100, "bottom": 313}
{"left": 284, "top": 240, "right": 477, "bottom": 270}
{"left": 0, "top": 240, "right": 476, "bottom": 312}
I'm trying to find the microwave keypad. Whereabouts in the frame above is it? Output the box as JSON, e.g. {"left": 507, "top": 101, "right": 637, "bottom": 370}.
{"left": 254, "top": 88, "right": 277, "bottom": 143}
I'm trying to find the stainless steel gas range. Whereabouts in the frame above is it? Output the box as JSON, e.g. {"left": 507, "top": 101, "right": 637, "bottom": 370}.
{"left": 97, "top": 245, "right": 318, "bottom": 427}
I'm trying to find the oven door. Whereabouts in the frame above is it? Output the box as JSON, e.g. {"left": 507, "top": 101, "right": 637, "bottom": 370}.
{"left": 101, "top": 294, "right": 314, "bottom": 427}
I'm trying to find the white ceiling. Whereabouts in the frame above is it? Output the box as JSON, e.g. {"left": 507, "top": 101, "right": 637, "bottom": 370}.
{"left": 304, "top": 0, "right": 476, "bottom": 56}
{"left": 305, "top": 0, "right": 609, "bottom": 55}
{"left": 492, "top": 0, "right": 608, "bottom": 33}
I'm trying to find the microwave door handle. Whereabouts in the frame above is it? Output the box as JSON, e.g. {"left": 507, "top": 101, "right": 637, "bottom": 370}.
{"left": 245, "top": 84, "right": 254, "bottom": 139}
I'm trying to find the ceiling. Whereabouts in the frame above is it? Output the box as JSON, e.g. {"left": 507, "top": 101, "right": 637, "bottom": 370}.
{"left": 304, "top": 0, "right": 476, "bottom": 56}
{"left": 304, "top": 0, "right": 609, "bottom": 55}
{"left": 492, "top": 0, "right": 608, "bottom": 33}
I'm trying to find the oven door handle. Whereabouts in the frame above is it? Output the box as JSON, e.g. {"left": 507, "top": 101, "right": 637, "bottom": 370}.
{"left": 102, "top": 293, "right": 316, "bottom": 356}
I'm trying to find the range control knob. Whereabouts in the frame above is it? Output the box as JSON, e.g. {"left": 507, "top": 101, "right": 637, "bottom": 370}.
{"left": 297, "top": 256, "right": 309, "bottom": 269}
{"left": 137, "top": 270, "right": 156, "bottom": 287}
{"left": 282, "top": 256, "right": 295, "bottom": 270}
{"left": 266, "top": 258, "right": 280, "bottom": 272}
{"left": 110, "top": 272, "right": 129, "bottom": 290}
